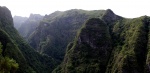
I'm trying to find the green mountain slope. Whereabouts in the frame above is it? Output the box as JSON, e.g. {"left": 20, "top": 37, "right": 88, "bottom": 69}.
{"left": 11, "top": 7, "right": 150, "bottom": 73}
{"left": 53, "top": 15, "right": 150, "bottom": 73}
{"left": 106, "top": 16, "right": 149, "bottom": 73}
{"left": 0, "top": 6, "right": 57, "bottom": 73}
{"left": 53, "top": 18, "right": 112, "bottom": 73}
{"left": 28, "top": 9, "right": 120, "bottom": 62}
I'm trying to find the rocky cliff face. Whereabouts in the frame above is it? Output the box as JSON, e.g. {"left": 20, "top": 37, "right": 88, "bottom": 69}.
{"left": 53, "top": 18, "right": 112, "bottom": 73}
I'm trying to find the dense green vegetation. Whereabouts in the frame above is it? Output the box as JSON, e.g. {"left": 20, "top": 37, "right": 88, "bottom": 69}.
{"left": 53, "top": 18, "right": 112, "bottom": 73}
{"left": 9, "top": 6, "right": 150, "bottom": 73}
{"left": 52, "top": 14, "right": 150, "bottom": 73}
{"left": 0, "top": 6, "right": 57, "bottom": 73}
{"left": 0, "top": 43, "right": 19, "bottom": 73}
{"left": 106, "top": 16, "right": 149, "bottom": 73}
{"left": 28, "top": 9, "right": 119, "bottom": 62}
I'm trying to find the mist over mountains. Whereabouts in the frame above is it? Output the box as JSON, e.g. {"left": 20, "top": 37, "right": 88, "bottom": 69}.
{"left": 0, "top": 6, "right": 150, "bottom": 73}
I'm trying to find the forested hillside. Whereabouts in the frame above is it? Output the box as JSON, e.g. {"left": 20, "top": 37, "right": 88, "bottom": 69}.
{"left": 28, "top": 9, "right": 120, "bottom": 62}
{"left": 53, "top": 18, "right": 112, "bottom": 73}
{"left": 11, "top": 6, "right": 150, "bottom": 73}
{"left": 0, "top": 6, "right": 57, "bottom": 73}
{"left": 53, "top": 15, "right": 150, "bottom": 73}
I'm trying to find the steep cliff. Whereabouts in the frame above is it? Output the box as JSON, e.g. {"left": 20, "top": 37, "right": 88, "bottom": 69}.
{"left": 106, "top": 16, "right": 149, "bottom": 73}
{"left": 53, "top": 18, "right": 112, "bottom": 73}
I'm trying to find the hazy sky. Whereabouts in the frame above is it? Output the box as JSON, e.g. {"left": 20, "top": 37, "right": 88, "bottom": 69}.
{"left": 0, "top": 0, "right": 149, "bottom": 18}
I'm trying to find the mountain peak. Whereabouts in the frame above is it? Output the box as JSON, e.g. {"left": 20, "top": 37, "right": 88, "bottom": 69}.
{"left": 102, "top": 9, "right": 121, "bottom": 24}
{"left": 106, "top": 9, "right": 114, "bottom": 14}
{"left": 0, "top": 6, "right": 13, "bottom": 26}
{"left": 29, "top": 14, "right": 43, "bottom": 20}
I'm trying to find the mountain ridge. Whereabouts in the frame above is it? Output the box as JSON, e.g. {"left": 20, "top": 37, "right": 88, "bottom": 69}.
{"left": 28, "top": 9, "right": 120, "bottom": 61}
{"left": 12, "top": 7, "right": 150, "bottom": 73}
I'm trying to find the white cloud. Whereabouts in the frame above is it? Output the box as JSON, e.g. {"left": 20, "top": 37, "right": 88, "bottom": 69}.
{"left": 0, "top": 0, "right": 150, "bottom": 18}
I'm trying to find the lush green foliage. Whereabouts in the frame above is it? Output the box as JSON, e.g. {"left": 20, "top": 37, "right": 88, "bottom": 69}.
{"left": 0, "top": 43, "right": 19, "bottom": 73}
{"left": 53, "top": 14, "right": 150, "bottom": 73}
{"left": 9, "top": 7, "right": 150, "bottom": 73}
{"left": 0, "top": 6, "right": 57, "bottom": 73}
{"left": 28, "top": 9, "right": 110, "bottom": 62}
{"left": 53, "top": 18, "right": 112, "bottom": 73}
{"left": 106, "top": 17, "right": 149, "bottom": 73}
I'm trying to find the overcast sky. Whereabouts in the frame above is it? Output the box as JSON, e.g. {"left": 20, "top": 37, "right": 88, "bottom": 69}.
{"left": 0, "top": 0, "right": 149, "bottom": 18}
